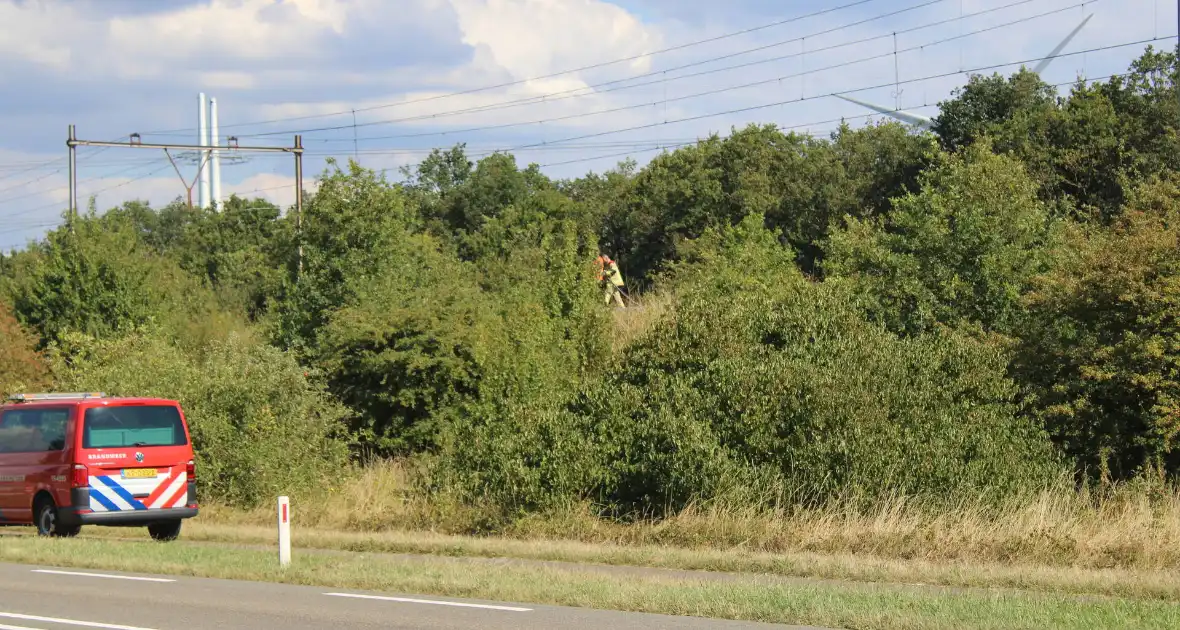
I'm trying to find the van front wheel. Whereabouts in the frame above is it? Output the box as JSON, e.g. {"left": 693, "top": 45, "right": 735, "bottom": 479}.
{"left": 147, "top": 520, "right": 182, "bottom": 542}
{"left": 34, "top": 497, "right": 81, "bottom": 538}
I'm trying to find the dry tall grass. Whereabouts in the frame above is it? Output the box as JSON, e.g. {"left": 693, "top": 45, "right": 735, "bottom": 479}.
{"left": 609, "top": 290, "right": 672, "bottom": 352}
{"left": 200, "top": 461, "right": 1180, "bottom": 572}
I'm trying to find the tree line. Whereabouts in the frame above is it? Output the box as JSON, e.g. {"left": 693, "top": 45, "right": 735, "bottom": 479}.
{"left": 2, "top": 46, "right": 1179, "bottom": 519}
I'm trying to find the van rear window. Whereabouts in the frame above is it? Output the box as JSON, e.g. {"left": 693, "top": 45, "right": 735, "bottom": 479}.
{"left": 83, "top": 405, "right": 188, "bottom": 448}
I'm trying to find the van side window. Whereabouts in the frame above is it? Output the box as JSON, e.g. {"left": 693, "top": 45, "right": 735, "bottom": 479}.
{"left": 0, "top": 408, "right": 69, "bottom": 453}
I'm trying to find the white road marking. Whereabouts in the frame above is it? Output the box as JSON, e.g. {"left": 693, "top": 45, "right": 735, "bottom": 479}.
{"left": 0, "top": 612, "right": 158, "bottom": 630}
{"left": 0, "top": 623, "right": 43, "bottom": 630}
{"left": 324, "top": 592, "right": 532, "bottom": 612}
{"left": 31, "top": 569, "right": 175, "bottom": 583}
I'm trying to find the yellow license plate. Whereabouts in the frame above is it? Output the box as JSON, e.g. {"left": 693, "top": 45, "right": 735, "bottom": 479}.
{"left": 121, "top": 468, "right": 158, "bottom": 479}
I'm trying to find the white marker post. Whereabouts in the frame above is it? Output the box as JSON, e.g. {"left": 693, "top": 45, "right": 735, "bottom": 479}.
{"left": 277, "top": 495, "right": 291, "bottom": 567}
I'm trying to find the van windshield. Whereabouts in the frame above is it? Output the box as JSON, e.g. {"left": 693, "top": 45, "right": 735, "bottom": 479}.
{"left": 83, "top": 405, "right": 188, "bottom": 449}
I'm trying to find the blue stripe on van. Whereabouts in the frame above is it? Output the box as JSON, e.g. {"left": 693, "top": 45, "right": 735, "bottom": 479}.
{"left": 95, "top": 476, "right": 146, "bottom": 510}
{"left": 89, "top": 488, "right": 120, "bottom": 512}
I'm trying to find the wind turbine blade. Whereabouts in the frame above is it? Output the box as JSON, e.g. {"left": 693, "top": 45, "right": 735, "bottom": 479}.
{"left": 834, "top": 94, "right": 934, "bottom": 127}
{"left": 1033, "top": 13, "right": 1093, "bottom": 75}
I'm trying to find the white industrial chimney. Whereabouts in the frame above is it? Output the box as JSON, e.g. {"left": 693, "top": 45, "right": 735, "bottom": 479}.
{"left": 197, "top": 92, "right": 210, "bottom": 209}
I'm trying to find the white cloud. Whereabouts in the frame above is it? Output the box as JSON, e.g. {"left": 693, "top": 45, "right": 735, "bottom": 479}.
{"left": 225, "top": 0, "right": 670, "bottom": 140}
{"left": 104, "top": 0, "right": 348, "bottom": 68}
{"left": 448, "top": 0, "right": 664, "bottom": 78}
{"left": 0, "top": 1, "right": 73, "bottom": 70}
{"left": 199, "top": 71, "right": 259, "bottom": 90}
{"left": 0, "top": 0, "right": 419, "bottom": 80}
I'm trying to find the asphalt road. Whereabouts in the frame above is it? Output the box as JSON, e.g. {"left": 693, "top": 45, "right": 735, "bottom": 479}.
{"left": 0, "top": 562, "right": 829, "bottom": 630}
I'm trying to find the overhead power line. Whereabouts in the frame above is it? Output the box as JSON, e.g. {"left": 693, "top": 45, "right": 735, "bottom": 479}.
{"left": 343, "top": 67, "right": 1135, "bottom": 169}
{"left": 0, "top": 64, "right": 1150, "bottom": 241}
{"left": 508, "top": 36, "right": 1174, "bottom": 151}
{"left": 241, "top": 0, "right": 1045, "bottom": 140}
{"left": 0, "top": 141, "right": 724, "bottom": 195}
{"left": 536, "top": 67, "right": 1147, "bottom": 170}
{"left": 140, "top": 0, "right": 906, "bottom": 136}
{"left": 0, "top": 141, "right": 126, "bottom": 181}
{"left": 236, "top": 0, "right": 965, "bottom": 139}
{"left": 293, "top": 1, "right": 1097, "bottom": 145}
{"left": 0, "top": 158, "right": 158, "bottom": 207}
{"left": 0, "top": 159, "right": 62, "bottom": 180}
{"left": 0, "top": 168, "right": 62, "bottom": 196}
{"left": 0, "top": 160, "right": 177, "bottom": 224}
{"left": 0, "top": 139, "right": 715, "bottom": 174}
{"left": 280, "top": 111, "right": 897, "bottom": 167}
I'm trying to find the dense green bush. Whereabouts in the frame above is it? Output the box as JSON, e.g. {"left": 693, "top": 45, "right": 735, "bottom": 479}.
{"left": 1, "top": 212, "right": 224, "bottom": 349}
{"left": 599, "top": 217, "right": 1062, "bottom": 510}
{"left": 824, "top": 142, "right": 1056, "bottom": 336}
{"left": 173, "top": 197, "right": 291, "bottom": 319}
{"left": 606, "top": 123, "right": 933, "bottom": 282}
{"left": 932, "top": 49, "right": 1180, "bottom": 220}
{"left": 317, "top": 232, "right": 493, "bottom": 455}
{"left": 273, "top": 160, "right": 414, "bottom": 352}
{"left": 432, "top": 216, "right": 1064, "bottom": 517}
{"left": 315, "top": 162, "right": 609, "bottom": 457}
{"left": 1015, "top": 174, "right": 1180, "bottom": 479}
{"left": 49, "top": 331, "right": 350, "bottom": 507}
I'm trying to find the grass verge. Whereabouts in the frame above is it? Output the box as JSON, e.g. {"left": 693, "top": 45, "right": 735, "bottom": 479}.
{"left": 61, "top": 521, "right": 1180, "bottom": 603}
{"left": 2, "top": 535, "right": 1179, "bottom": 630}
{"left": 39, "top": 458, "right": 1178, "bottom": 605}
{"left": 190, "top": 463, "right": 1180, "bottom": 574}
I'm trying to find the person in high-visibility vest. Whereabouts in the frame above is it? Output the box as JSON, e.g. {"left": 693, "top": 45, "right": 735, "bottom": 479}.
{"left": 595, "top": 253, "right": 626, "bottom": 308}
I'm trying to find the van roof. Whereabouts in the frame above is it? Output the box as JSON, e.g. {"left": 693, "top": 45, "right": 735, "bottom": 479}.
{"left": 2, "top": 393, "right": 180, "bottom": 408}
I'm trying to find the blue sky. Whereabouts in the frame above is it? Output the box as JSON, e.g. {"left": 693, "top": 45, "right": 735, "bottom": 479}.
{"left": 0, "top": 0, "right": 1174, "bottom": 250}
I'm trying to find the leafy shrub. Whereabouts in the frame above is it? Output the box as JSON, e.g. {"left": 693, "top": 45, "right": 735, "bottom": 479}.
{"left": 173, "top": 197, "right": 291, "bottom": 319}
{"left": 317, "top": 232, "right": 493, "bottom": 455}
{"left": 604, "top": 122, "right": 933, "bottom": 283}
{"left": 49, "top": 331, "right": 350, "bottom": 507}
{"left": 0, "top": 300, "right": 48, "bottom": 399}
{"left": 597, "top": 216, "right": 1063, "bottom": 511}
{"left": 2, "top": 213, "right": 223, "bottom": 348}
{"left": 272, "top": 160, "right": 414, "bottom": 352}
{"left": 431, "top": 216, "right": 1064, "bottom": 517}
{"left": 824, "top": 142, "right": 1055, "bottom": 336}
{"left": 1015, "top": 174, "right": 1180, "bottom": 479}
{"left": 320, "top": 217, "right": 609, "bottom": 457}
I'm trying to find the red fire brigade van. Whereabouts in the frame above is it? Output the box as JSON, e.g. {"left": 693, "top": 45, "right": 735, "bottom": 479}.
{"left": 0, "top": 392, "right": 197, "bottom": 540}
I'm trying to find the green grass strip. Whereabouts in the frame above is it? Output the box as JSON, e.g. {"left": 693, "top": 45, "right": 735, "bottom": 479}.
{"left": 1, "top": 536, "right": 1178, "bottom": 630}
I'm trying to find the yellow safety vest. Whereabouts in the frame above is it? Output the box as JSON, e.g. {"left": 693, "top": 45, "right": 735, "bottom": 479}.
{"left": 607, "top": 261, "right": 624, "bottom": 287}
